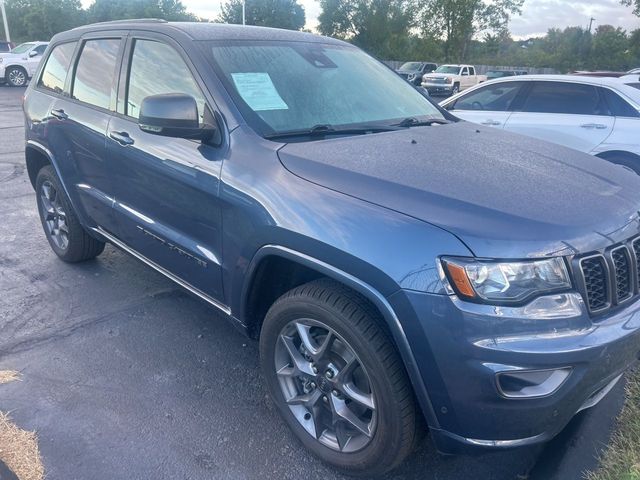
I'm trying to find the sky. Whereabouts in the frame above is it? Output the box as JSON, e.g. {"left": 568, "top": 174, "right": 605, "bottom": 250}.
{"left": 82, "top": 0, "right": 640, "bottom": 38}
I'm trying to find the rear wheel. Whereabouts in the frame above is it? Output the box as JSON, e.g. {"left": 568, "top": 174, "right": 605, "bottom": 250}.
{"left": 598, "top": 153, "right": 640, "bottom": 176}
{"left": 260, "top": 279, "right": 420, "bottom": 477}
{"left": 6, "top": 66, "right": 27, "bottom": 87}
{"left": 36, "top": 165, "right": 105, "bottom": 262}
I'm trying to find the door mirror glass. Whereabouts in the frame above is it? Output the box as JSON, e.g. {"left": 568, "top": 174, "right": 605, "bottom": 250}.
{"left": 139, "top": 93, "right": 216, "bottom": 140}
{"left": 28, "top": 50, "right": 39, "bottom": 57}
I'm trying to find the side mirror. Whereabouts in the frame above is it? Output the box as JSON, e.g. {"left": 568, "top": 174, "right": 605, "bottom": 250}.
{"left": 139, "top": 93, "right": 217, "bottom": 141}
{"left": 28, "top": 50, "right": 39, "bottom": 58}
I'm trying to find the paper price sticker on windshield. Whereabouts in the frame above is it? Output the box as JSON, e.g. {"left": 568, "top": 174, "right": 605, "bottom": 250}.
{"left": 231, "top": 72, "right": 289, "bottom": 111}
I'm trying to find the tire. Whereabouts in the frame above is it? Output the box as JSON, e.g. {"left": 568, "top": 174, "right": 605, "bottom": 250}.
{"left": 35, "top": 165, "right": 105, "bottom": 262}
{"left": 451, "top": 83, "right": 460, "bottom": 95}
{"left": 6, "top": 66, "right": 28, "bottom": 87}
{"left": 260, "top": 279, "right": 420, "bottom": 477}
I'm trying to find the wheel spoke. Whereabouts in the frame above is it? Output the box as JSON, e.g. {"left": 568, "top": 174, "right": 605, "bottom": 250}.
{"left": 294, "top": 322, "right": 335, "bottom": 362}
{"left": 330, "top": 394, "right": 373, "bottom": 437}
{"left": 335, "top": 420, "right": 351, "bottom": 451}
{"left": 286, "top": 389, "right": 321, "bottom": 407}
{"left": 342, "top": 382, "right": 375, "bottom": 410}
{"left": 280, "top": 334, "right": 315, "bottom": 376}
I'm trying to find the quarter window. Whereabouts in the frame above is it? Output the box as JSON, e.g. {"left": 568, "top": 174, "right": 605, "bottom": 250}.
{"left": 452, "top": 82, "right": 523, "bottom": 112}
{"left": 600, "top": 88, "right": 640, "bottom": 118}
{"left": 126, "top": 40, "right": 206, "bottom": 122}
{"left": 72, "top": 39, "right": 120, "bottom": 110}
{"left": 39, "top": 42, "right": 76, "bottom": 93}
{"left": 521, "top": 82, "right": 607, "bottom": 115}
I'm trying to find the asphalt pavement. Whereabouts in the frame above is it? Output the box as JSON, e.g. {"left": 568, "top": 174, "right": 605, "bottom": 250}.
{"left": 0, "top": 84, "right": 611, "bottom": 480}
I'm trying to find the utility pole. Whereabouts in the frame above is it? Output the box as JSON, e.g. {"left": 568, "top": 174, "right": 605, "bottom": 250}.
{"left": 0, "top": 0, "right": 10, "bottom": 43}
{"left": 242, "top": 0, "right": 246, "bottom": 25}
{"left": 588, "top": 17, "right": 595, "bottom": 33}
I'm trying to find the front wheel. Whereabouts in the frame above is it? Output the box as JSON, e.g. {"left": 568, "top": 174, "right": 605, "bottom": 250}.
{"left": 260, "top": 279, "right": 420, "bottom": 477}
{"left": 6, "top": 66, "right": 28, "bottom": 87}
{"left": 451, "top": 84, "right": 460, "bottom": 95}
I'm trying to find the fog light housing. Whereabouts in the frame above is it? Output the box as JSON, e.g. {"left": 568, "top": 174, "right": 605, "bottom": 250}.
{"left": 496, "top": 368, "right": 572, "bottom": 399}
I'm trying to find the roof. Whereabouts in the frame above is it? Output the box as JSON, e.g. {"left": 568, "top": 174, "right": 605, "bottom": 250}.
{"left": 67, "top": 19, "right": 344, "bottom": 45}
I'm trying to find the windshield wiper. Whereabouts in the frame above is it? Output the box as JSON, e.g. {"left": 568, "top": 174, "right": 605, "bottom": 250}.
{"left": 395, "top": 117, "right": 451, "bottom": 128}
{"left": 264, "top": 123, "right": 400, "bottom": 140}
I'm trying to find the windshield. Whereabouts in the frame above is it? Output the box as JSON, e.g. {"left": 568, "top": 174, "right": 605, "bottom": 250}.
{"left": 207, "top": 42, "right": 443, "bottom": 136}
{"left": 11, "top": 43, "right": 35, "bottom": 54}
{"left": 399, "top": 62, "right": 422, "bottom": 72}
{"left": 435, "top": 66, "right": 460, "bottom": 74}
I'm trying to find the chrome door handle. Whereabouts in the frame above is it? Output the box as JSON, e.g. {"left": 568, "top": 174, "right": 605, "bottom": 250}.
{"left": 50, "top": 108, "right": 68, "bottom": 120}
{"left": 481, "top": 120, "right": 501, "bottom": 126}
{"left": 109, "top": 131, "right": 135, "bottom": 146}
{"left": 580, "top": 123, "right": 607, "bottom": 129}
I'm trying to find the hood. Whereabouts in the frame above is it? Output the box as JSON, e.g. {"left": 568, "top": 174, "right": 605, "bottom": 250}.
{"left": 277, "top": 123, "right": 640, "bottom": 259}
{"left": 424, "top": 73, "right": 456, "bottom": 78}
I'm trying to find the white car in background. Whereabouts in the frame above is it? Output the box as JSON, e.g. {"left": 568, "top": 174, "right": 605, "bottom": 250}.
{"left": 440, "top": 75, "right": 640, "bottom": 171}
{"left": 0, "top": 41, "right": 49, "bottom": 87}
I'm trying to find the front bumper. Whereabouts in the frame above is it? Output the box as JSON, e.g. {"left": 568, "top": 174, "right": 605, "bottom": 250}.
{"left": 421, "top": 82, "right": 454, "bottom": 95}
{"left": 389, "top": 289, "right": 640, "bottom": 453}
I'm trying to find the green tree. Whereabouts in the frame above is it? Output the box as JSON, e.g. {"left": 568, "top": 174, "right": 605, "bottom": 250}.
{"left": 218, "top": 0, "right": 305, "bottom": 30}
{"left": 590, "top": 25, "right": 630, "bottom": 70}
{"left": 318, "top": 0, "right": 417, "bottom": 58}
{"left": 87, "top": 0, "right": 197, "bottom": 22}
{"left": 2, "top": 0, "right": 85, "bottom": 43}
{"left": 621, "top": 0, "right": 640, "bottom": 16}
{"left": 420, "top": 0, "right": 524, "bottom": 61}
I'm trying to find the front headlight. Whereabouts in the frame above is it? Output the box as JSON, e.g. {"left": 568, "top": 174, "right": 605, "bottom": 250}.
{"left": 445, "top": 77, "right": 453, "bottom": 84}
{"left": 441, "top": 257, "right": 571, "bottom": 304}
{"left": 407, "top": 73, "right": 416, "bottom": 81}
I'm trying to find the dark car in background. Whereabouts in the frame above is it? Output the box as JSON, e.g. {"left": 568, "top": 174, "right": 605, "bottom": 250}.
{"left": 486, "top": 69, "right": 528, "bottom": 80}
{"left": 0, "top": 41, "right": 15, "bottom": 53}
{"left": 395, "top": 61, "right": 437, "bottom": 85}
{"left": 23, "top": 19, "right": 640, "bottom": 477}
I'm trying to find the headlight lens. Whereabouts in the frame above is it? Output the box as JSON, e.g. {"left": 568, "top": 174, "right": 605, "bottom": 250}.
{"left": 445, "top": 77, "right": 452, "bottom": 84}
{"left": 441, "top": 257, "right": 571, "bottom": 304}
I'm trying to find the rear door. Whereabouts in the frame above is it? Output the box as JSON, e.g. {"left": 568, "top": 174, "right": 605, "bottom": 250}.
{"left": 446, "top": 81, "right": 525, "bottom": 128}
{"left": 504, "top": 81, "right": 614, "bottom": 153}
{"left": 106, "top": 33, "right": 226, "bottom": 302}
{"left": 45, "top": 34, "right": 125, "bottom": 232}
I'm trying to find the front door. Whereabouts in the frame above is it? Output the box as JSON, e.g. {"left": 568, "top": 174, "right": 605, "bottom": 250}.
{"left": 447, "top": 81, "right": 525, "bottom": 129}
{"left": 107, "top": 35, "right": 225, "bottom": 302}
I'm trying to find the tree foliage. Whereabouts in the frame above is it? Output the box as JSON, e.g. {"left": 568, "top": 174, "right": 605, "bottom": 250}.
{"left": 621, "top": 0, "right": 640, "bottom": 16}
{"left": 218, "top": 0, "right": 305, "bottom": 31}
{"left": 87, "top": 0, "right": 198, "bottom": 23}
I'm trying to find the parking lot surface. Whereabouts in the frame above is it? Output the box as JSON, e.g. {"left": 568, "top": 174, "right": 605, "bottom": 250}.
{"left": 0, "top": 84, "right": 544, "bottom": 479}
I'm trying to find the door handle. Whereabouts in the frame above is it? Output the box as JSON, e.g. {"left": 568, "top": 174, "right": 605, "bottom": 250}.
{"left": 481, "top": 120, "right": 501, "bottom": 126}
{"left": 50, "top": 108, "right": 68, "bottom": 120}
{"left": 109, "top": 131, "right": 135, "bottom": 146}
{"left": 580, "top": 123, "right": 607, "bottom": 130}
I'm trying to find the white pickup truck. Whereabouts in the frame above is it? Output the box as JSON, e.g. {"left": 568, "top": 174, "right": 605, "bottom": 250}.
{"left": 421, "top": 64, "right": 486, "bottom": 96}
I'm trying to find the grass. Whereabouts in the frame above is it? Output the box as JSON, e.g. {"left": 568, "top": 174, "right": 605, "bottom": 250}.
{"left": 585, "top": 368, "right": 640, "bottom": 480}
{"left": 0, "top": 412, "right": 45, "bottom": 480}
{"left": 0, "top": 370, "right": 21, "bottom": 384}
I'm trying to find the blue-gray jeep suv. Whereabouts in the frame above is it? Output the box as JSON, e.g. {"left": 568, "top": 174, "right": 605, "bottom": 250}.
{"left": 23, "top": 19, "right": 640, "bottom": 476}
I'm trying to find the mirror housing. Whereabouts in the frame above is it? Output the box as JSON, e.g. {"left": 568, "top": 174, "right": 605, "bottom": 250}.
{"left": 28, "top": 50, "right": 39, "bottom": 58}
{"left": 139, "top": 93, "right": 217, "bottom": 141}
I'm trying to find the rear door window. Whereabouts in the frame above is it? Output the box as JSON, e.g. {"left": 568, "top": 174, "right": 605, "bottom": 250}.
{"left": 600, "top": 88, "right": 640, "bottom": 117}
{"left": 33, "top": 44, "right": 48, "bottom": 56}
{"left": 71, "top": 38, "right": 121, "bottom": 110}
{"left": 39, "top": 42, "right": 77, "bottom": 93}
{"left": 125, "top": 39, "right": 206, "bottom": 122}
{"left": 521, "top": 82, "right": 607, "bottom": 115}
{"left": 452, "top": 82, "right": 524, "bottom": 111}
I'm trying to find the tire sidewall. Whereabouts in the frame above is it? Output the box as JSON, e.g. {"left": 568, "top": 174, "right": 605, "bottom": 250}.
{"left": 260, "top": 295, "right": 407, "bottom": 474}
{"left": 7, "top": 67, "right": 27, "bottom": 87}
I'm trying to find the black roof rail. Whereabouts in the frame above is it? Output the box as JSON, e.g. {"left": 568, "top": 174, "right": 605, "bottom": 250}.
{"left": 72, "top": 18, "right": 169, "bottom": 29}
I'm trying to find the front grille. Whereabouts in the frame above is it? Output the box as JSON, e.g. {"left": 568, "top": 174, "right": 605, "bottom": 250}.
{"left": 576, "top": 238, "right": 640, "bottom": 314}
{"left": 580, "top": 256, "right": 610, "bottom": 311}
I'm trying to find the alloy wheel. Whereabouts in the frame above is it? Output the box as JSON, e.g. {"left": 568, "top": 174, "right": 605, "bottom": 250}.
{"left": 8, "top": 68, "right": 26, "bottom": 86}
{"left": 40, "top": 180, "right": 69, "bottom": 251}
{"left": 275, "top": 318, "right": 377, "bottom": 453}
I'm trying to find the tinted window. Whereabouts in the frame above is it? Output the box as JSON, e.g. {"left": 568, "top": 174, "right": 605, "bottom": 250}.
{"left": 126, "top": 40, "right": 206, "bottom": 122}
{"left": 453, "top": 82, "right": 523, "bottom": 111}
{"left": 468, "top": 67, "right": 475, "bottom": 76}
{"left": 33, "top": 44, "right": 47, "bottom": 55}
{"left": 521, "top": 82, "right": 606, "bottom": 115}
{"left": 39, "top": 42, "right": 76, "bottom": 93}
{"left": 601, "top": 88, "right": 640, "bottom": 117}
{"left": 72, "top": 39, "right": 120, "bottom": 109}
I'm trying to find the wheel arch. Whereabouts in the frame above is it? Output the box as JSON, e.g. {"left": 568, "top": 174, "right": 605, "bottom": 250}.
{"left": 25, "top": 141, "right": 53, "bottom": 189}
{"left": 240, "top": 244, "right": 440, "bottom": 428}
{"left": 596, "top": 150, "right": 640, "bottom": 174}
